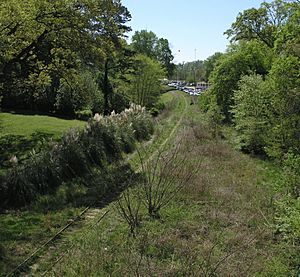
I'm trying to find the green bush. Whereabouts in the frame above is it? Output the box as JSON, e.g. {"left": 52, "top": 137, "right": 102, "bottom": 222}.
{"left": 150, "top": 102, "right": 165, "bottom": 117}
{"left": 283, "top": 152, "right": 300, "bottom": 197}
{"left": 271, "top": 152, "right": 300, "bottom": 274}
{"left": 56, "top": 129, "right": 90, "bottom": 180}
{"left": 75, "top": 109, "right": 93, "bottom": 120}
{"left": 232, "top": 74, "right": 270, "bottom": 154}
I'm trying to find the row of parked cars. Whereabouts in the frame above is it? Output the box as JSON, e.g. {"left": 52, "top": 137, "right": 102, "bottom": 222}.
{"left": 168, "top": 82, "right": 203, "bottom": 96}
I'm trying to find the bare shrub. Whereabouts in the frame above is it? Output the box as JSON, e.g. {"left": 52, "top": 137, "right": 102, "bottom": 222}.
{"left": 115, "top": 187, "right": 142, "bottom": 236}
{"left": 138, "top": 142, "right": 198, "bottom": 219}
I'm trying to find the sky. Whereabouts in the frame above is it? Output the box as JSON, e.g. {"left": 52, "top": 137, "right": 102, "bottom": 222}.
{"left": 122, "top": 0, "right": 271, "bottom": 63}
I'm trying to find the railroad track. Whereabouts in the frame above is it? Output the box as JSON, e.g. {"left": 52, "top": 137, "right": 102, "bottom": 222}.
{"left": 7, "top": 91, "right": 189, "bottom": 277}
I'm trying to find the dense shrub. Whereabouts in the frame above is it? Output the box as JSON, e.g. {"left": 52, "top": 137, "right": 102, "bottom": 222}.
{"left": 283, "top": 152, "right": 300, "bottom": 198}
{"left": 75, "top": 109, "right": 93, "bottom": 120}
{"left": 0, "top": 105, "right": 154, "bottom": 209}
{"left": 150, "top": 102, "right": 165, "bottom": 117}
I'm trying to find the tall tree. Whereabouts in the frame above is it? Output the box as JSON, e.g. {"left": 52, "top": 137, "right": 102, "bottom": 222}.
{"left": 155, "top": 38, "right": 174, "bottom": 78}
{"left": 131, "top": 30, "right": 174, "bottom": 78}
{"left": 209, "top": 41, "right": 273, "bottom": 122}
{"left": 203, "top": 52, "right": 223, "bottom": 81}
{"left": 224, "top": 0, "right": 292, "bottom": 48}
{"left": 0, "top": 0, "right": 131, "bottom": 114}
{"left": 124, "top": 54, "right": 165, "bottom": 108}
{"left": 131, "top": 30, "right": 158, "bottom": 58}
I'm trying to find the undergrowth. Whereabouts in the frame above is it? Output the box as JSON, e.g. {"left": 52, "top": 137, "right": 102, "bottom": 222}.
{"left": 34, "top": 99, "right": 298, "bottom": 276}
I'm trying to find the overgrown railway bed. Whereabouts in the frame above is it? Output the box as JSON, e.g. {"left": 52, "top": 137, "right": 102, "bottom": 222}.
{"left": 3, "top": 91, "right": 188, "bottom": 277}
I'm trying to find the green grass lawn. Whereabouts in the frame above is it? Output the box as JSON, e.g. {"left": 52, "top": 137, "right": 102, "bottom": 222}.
{"left": 0, "top": 112, "right": 86, "bottom": 172}
{"left": 0, "top": 112, "right": 86, "bottom": 138}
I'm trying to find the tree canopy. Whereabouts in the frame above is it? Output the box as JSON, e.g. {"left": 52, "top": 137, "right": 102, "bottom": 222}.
{"left": 0, "top": 0, "right": 132, "bottom": 114}
{"left": 205, "top": 0, "right": 300, "bottom": 160}
{"left": 224, "top": 0, "right": 294, "bottom": 48}
{"left": 131, "top": 30, "right": 174, "bottom": 78}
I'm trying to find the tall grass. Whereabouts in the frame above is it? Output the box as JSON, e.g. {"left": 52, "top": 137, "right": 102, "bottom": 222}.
{"left": 0, "top": 104, "right": 154, "bottom": 209}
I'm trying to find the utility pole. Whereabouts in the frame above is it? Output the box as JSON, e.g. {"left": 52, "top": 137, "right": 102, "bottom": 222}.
{"left": 194, "top": 49, "right": 197, "bottom": 87}
{"left": 176, "top": 49, "right": 180, "bottom": 84}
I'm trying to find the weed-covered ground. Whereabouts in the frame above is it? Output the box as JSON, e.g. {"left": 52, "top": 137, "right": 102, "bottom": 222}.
{"left": 28, "top": 96, "right": 294, "bottom": 276}
{"left": 0, "top": 92, "right": 185, "bottom": 276}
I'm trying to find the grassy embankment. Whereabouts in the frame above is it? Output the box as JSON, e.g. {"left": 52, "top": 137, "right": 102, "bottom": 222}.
{"left": 29, "top": 92, "right": 294, "bottom": 276}
{"left": 0, "top": 91, "right": 185, "bottom": 276}
{"left": 0, "top": 113, "right": 85, "bottom": 175}
{"left": 0, "top": 113, "right": 86, "bottom": 275}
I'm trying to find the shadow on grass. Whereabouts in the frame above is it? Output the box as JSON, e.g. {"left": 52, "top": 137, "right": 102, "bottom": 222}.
{"left": 1, "top": 108, "right": 78, "bottom": 120}
{"left": 0, "top": 131, "right": 55, "bottom": 171}
{"left": 0, "top": 162, "right": 141, "bottom": 276}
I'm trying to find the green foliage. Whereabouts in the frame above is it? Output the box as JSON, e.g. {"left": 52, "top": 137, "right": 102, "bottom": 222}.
{"left": 209, "top": 41, "right": 273, "bottom": 122}
{"left": 0, "top": 0, "right": 131, "bottom": 114}
{"left": 207, "top": 99, "right": 224, "bottom": 138}
{"left": 124, "top": 54, "right": 165, "bottom": 108}
{"left": 150, "top": 101, "right": 166, "bottom": 117}
{"left": 56, "top": 70, "right": 103, "bottom": 115}
{"left": 225, "top": 0, "right": 292, "bottom": 48}
{"left": 131, "top": 30, "right": 158, "bottom": 59}
{"left": 274, "top": 195, "right": 300, "bottom": 245}
{"left": 264, "top": 55, "right": 300, "bottom": 159}
{"left": 175, "top": 60, "right": 206, "bottom": 82}
{"left": 283, "top": 152, "right": 300, "bottom": 197}
{"left": 258, "top": 256, "right": 295, "bottom": 277}
{"left": 232, "top": 74, "right": 270, "bottom": 154}
{"left": 75, "top": 109, "right": 93, "bottom": 120}
{"left": 275, "top": 3, "right": 300, "bottom": 57}
{"left": 273, "top": 192, "right": 300, "bottom": 275}
{"left": 131, "top": 30, "right": 174, "bottom": 78}
{"left": 203, "top": 52, "right": 224, "bottom": 81}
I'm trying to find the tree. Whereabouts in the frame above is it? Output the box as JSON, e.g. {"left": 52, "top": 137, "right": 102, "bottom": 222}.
{"left": 232, "top": 74, "right": 270, "bottom": 154}
{"left": 175, "top": 60, "right": 206, "bottom": 82}
{"left": 209, "top": 41, "right": 273, "bottom": 122}
{"left": 275, "top": 2, "right": 300, "bottom": 57}
{"left": 0, "top": 0, "right": 132, "bottom": 114}
{"left": 131, "top": 30, "right": 158, "bottom": 59}
{"left": 155, "top": 38, "right": 175, "bottom": 78}
{"left": 125, "top": 54, "right": 165, "bottom": 108}
{"left": 224, "top": 0, "right": 292, "bottom": 48}
{"left": 131, "top": 30, "right": 174, "bottom": 78}
{"left": 98, "top": 40, "right": 135, "bottom": 115}
{"left": 203, "top": 52, "right": 223, "bottom": 81}
{"left": 264, "top": 55, "right": 300, "bottom": 159}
